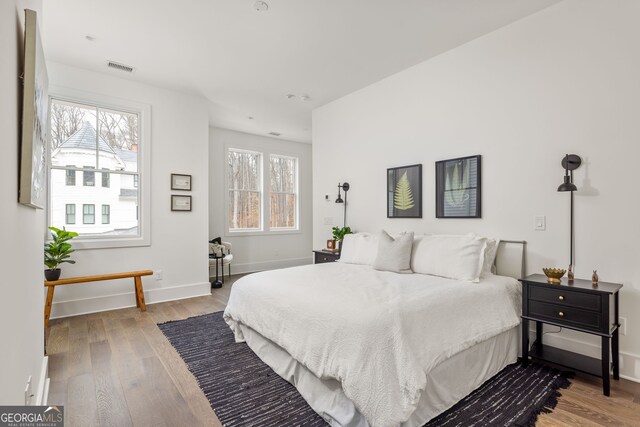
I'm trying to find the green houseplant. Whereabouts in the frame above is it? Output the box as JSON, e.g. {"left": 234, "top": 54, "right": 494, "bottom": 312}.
{"left": 44, "top": 227, "right": 78, "bottom": 281}
{"left": 331, "top": 226, "right": 352, "bottom": 252}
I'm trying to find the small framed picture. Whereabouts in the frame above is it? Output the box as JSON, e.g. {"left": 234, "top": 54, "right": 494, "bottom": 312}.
{"left": 171, "top": 174, "right": 192, "bottom": 191}
{"left": 327, "top": 239, "right": 336, "bottom": 251}
{"left": 171, "top": 195, "right": 192, "bottom": 212}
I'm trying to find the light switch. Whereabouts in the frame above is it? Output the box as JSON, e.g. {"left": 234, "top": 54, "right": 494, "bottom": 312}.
{"left": 534, "top": 215, "right": 546, "bottom": 231}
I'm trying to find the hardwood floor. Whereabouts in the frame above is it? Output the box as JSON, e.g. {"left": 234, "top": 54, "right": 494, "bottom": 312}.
{"left": 47, "top": 274, "right": 640, "bottom": 426}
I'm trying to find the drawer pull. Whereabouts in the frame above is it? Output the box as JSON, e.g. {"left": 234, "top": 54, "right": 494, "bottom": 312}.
{"left": 558, "top": 295, "right": 565, "bottom": 301}
{"left": 558, "top": 311, "right": 565, "bottom": 317}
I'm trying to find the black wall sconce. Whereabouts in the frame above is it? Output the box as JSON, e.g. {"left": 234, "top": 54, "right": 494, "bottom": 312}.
{"left": 335, "top": 182, "right": 350, "bottom": 227}
{"left": 557, "top": 154, "right": 581, "bottom": 271}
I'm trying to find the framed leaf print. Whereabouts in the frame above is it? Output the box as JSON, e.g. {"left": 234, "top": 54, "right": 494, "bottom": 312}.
{"left": 387, "top": 164, "right": 422, "bottom": 218}
{"left": 435, "top": 155, "right": 481, "bottom": 218}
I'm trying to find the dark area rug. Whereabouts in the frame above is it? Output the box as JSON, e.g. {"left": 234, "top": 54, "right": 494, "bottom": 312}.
{"left": 158, "top": 312, "right": 571, "bottom": 427}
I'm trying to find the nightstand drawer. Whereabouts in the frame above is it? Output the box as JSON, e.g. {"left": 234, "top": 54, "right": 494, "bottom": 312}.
{"left": 529, "top": 301, "right": 602, "bottom": 331}
{"left": 314, "top": 251, "right": 339, "bottom": 264}
{"left": 529, "top": 285, "right": 601, "bottom": 312}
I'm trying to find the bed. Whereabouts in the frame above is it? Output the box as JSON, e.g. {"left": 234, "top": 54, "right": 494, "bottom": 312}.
{"left": 224, "top": 238, "right": 525, "bottom": 427}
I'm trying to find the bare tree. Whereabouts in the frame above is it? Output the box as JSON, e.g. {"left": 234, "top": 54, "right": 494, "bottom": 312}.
{"left": 50, "top": 103, "right": 84, "bottom": 148}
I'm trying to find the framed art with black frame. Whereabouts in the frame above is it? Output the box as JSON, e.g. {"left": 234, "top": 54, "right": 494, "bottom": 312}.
{"left": 387, "top": 164, "right": 422, "bottom": 218}
{"left": 171, "top": 195, "right": 192, "bottom": 212}
{"left": 435, "top": 155, "right": 481, "bottom": 218}
{"left": 171, "top": 173, "right": 192, "bottom": 191}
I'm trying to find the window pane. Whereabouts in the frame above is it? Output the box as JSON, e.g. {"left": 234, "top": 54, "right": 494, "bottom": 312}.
{"left": 102, "top": 205, "right": 110, "bottom": 224}
{"left": 97, "top": 108, "right": 138, "bottom": 172}
{"left": 270, "top": 156, "right": 296, "bottom": 193}
{"left": 50, "top": 169, "right": 139, "bottom": 236}
{"left": 66, "top": 168, "right": 76, "bottom": 186}
{"left": 83, "top": 167, "right": 95, "bottom": 186}
{"left": 50, "top": 100, "right": 98, "bottom": 169}
{"left": 228, "top": 190, "right": 260, "bottom": 230}
{"left": 270, "top": 193, "right": 296, "bottom": 228}
{"left": 65, "top": 204, "right": 75, "bottom": 224}
{"left": 83, "top": 204, "right": 95, "bottom": 224}
{"left": 227, "top": 150, "right": 260, "bottom": 191}
{"left": 101, "top": 170, "right": 110, "bottom": 188}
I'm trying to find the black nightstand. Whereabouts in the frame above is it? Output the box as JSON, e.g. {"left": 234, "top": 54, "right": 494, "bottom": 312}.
{"left": 520, "top": 274, "right": 622, "bottom": 396}
{"left": 313, "top": 250, "right": 340, "bottom": 264}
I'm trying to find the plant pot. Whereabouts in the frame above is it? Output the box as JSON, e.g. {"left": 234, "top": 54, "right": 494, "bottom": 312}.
{"left": 45, "top": 269, "right": 61, "bottom": 281}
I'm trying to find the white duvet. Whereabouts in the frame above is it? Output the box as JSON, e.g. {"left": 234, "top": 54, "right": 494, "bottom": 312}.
{"left": 223, "top": 263, "right": 521, "bottom": 427}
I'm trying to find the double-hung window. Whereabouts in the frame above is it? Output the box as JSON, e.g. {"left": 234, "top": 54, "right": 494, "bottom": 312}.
{"left": 226, "top": 148, "right": 299, "bottom": 234}
{"left": 83, "top": 204, "right": 95, "bottom": 224}
{"left": 269, "top": 155, "right": 298, "bottom": 229}
{"left": 65, "top": 204, "right": 75, "bottom": 224}
{"left": 102, "top": 205, "right": 110, "bottom": 224}
{"left": 48, "top": 96, "right": 149, "bottom": 248}
{"left": 227, "top": 149, "right": 262, "bottom": 231}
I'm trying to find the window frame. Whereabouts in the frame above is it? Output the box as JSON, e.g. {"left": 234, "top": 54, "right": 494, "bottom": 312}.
{"left": 101, "top": 204, "right": 110, "bottom": 224}
{"left": 224, "top": 145, "right": 302, "bottom": 236}
{"left": 65, "top": 204, "right": 75, "bottom": 224}
{"left": 83, "top": 204, "right": 95, "bottom": 224}
{"left": 101, "top": 169, "right": 110, "bottom": 188}
{"left": 269, "top": 154, "right": 299, "bottom": 231}
{"left": 46, "top": 87, "right": 151, "bottom": 249}
{"left": 65, "top": 167, "right": 76, "bottom": 186}
{"left": 226, "top": 147, "right": 263, "bottom": 233}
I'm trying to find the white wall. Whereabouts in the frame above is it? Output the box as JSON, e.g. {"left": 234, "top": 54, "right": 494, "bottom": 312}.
{"left": 47, "top": 62, "right": 211, "bottom": 318}
{"left": 0, "top": 0, "right": 46, "bottom": 404}
{"left": 313, "top": 0, "right": 640, "bottom": 381}
{"left": 209, "top": 127, "right": 312, "bottom": 274}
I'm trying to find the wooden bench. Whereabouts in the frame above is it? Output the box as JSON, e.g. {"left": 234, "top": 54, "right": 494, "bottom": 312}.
{"left": 43, "top": 270, "right": 153, "bottom": 327}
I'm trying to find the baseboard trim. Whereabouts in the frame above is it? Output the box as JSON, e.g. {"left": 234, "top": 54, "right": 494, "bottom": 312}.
{"left": 222, "top": 257, "right": 311, "bottom": 275}
{"left": 35, "top": 356, "right": 48, "bottom": 406}
{"left": 529, "top": 326, "right": 640, "bottom": 383}
{"left": 49, "top": 282, "right": 211, "bottom": 319}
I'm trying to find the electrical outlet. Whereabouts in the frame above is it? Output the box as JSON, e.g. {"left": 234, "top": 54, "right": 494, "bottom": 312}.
{"left": 619, "top": 317, "right": 627, "bottom": 336}
{"left": 155, "top": 270, "right": 163, "bottom": 281}
{"left": 323, "top": 217, "right": 334, "bottom": 225}
{"left": 24, "top": 376, "right": 33, "bottom": 405}
{"left": 534, "top": 215, "right": 546, "bottom": 231}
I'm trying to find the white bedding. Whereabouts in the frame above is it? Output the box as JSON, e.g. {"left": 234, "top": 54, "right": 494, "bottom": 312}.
{"left": 223, "top": 263, "right": 522, "bottom": 427}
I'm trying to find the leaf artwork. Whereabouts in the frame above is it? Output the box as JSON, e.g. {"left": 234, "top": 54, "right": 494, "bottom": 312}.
{"left": 394, "top": 172, "right": 415, "bottom": 210}
{"left": 444, "top": 162, "right": 470, "bottom": 208}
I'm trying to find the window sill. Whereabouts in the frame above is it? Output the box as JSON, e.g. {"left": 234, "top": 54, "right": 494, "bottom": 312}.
{"left": 225, "top": 229, "right": 301, "bottom": 237}
{"left": 69, "top": 235, "right": 151, "bottom": 250}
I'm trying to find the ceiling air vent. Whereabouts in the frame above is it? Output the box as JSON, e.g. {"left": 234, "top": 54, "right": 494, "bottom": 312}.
{"left": 107, "top": 60, "right": 134, "bottom": 73}
{"left": 268, "top": 132, "right": 281, "bottom": 137}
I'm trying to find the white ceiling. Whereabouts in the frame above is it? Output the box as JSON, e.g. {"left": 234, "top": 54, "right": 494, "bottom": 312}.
{"left": 42, "top": 0, "right": 562, "bottom": 143}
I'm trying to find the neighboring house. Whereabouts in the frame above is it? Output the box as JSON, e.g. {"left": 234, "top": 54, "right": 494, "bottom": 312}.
{"left": 50, "top": 121, "right": 138, "bottom": 235}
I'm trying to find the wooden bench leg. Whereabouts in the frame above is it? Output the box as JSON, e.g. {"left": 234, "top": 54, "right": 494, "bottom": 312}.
{"left": 45, "top": 286, "right": 55, "bottom": 328}
{"left": 134, "top": 276, "right": 146, "bottom": 312}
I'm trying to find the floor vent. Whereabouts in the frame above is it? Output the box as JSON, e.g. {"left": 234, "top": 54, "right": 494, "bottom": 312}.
{"left": 107, "top": 60, "right": 134, "bottom": 73}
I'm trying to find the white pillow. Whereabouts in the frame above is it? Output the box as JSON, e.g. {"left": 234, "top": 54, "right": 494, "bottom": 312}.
{"left": 373, "top": 230, "right": 414, "bottom": 273}
{"left": 338, "top": 233, "right": 379, "bottom": 265}
{"left": 481, "top": 238, "right": 500, "bottom": 277}
{"left": 411, "top": 234, "right": 487, "bottom": 282}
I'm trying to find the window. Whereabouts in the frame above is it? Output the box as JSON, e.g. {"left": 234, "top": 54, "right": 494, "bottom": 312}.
{"left": 65, "top": 167, "right": 75, "bottom": 186}
{"left": 83, "top": 204, "right": 95, "bottom": 224}
{"left": 101, "top": 169, "right": 110, "bottom": 188}
{"left": 65, "top": 204, "right": 75, "bottom": 224}
{"left": 83, "top": 167, "right": 95, "bottom": 186}
{"left": 48, "top": 96, "right": 147, "bottom": 247}
{"left": 269, "top": 155, "right": 298, "bottom": 229}
{"left": 102, "top": 205, "right": 110, "bottom": 224}
{"left": 227, "top": 149, "right": 262, "bottom": 231}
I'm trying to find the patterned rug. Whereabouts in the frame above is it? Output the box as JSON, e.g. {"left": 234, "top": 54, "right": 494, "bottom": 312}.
{"left": 158, "top": 312, "right": 571, "bottom": 427}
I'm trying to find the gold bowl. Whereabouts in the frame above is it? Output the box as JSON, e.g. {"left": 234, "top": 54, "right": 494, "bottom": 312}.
{"left": 542, "top": 268, "right": 566, "bottom": 284}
